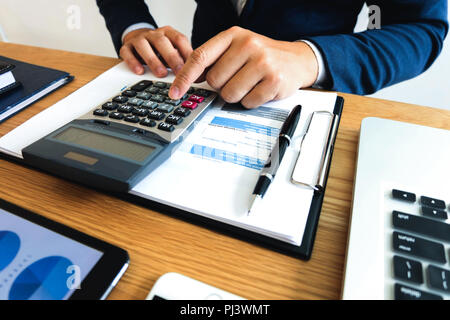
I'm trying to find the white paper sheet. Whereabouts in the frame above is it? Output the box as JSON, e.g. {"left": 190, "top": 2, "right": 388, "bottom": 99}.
{"left": 0, "top": 62, "right": 337, "bottom": 245}
{"left": 131, "top": 91, "right": 337, "bottom": 245}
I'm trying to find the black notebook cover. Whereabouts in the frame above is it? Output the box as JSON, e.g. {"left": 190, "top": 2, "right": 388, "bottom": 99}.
{"left": 0, "top": 56, "right": 73, "bottom": 123}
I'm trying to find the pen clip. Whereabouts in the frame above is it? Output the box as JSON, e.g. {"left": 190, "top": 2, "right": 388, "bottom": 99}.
{"left": 290, "top": 111, "right": 338, "bottom": 191}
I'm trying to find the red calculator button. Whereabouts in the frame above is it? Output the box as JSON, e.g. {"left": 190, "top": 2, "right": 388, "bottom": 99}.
{"left": 188, "top": 94, "right": 205, "bottom": 103}
{"left": 181, "top": 100, "right": 198, "bottom": 109}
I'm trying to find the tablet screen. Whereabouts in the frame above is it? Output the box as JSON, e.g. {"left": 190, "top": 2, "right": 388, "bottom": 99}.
{"left": 0, "top": 208, "right": 103, "bottom": 300}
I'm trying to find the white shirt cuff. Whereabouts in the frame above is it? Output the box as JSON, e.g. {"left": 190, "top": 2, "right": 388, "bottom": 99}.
{"left": 121, "top": 22, "right": 156, "bottom": 43}
{"left": 299, "top": 40, "right": 327, "bottom": 88}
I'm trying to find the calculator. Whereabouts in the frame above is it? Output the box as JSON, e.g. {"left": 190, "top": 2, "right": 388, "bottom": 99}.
{"left": 22, "top": 80, "right": 217, "bottom": 192}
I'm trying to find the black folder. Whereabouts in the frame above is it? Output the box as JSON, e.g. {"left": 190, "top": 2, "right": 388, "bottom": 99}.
{"left": 0, "top": 56, "right": 73, "bottom": 123}
{"left": 0, "top": 95, "right": 343, "bottom": 260}
{"left": 122, "top": 96, "right": 344, "bottom": 260}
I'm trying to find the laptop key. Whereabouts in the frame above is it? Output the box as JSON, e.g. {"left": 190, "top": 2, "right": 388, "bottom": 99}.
{"left": 392, "top": 189, "right": 416, "bottom": 203}
{"left": 394, "top": 283, "right": 443, "bottom": 300}
{"left": 421, "top": 206, "right": 448, "bottom": 220}
{"left": 393, "top": 255, "right": 423, "bottom": 284}
{"left": 420, "top": 196, "right": 446, "bottom": 209}
{"left": 428, "top": 265, "right": 450, "bottom": 293}
{"left": 393, "top": 210, "right": 450, "bottom": 242}
{"left": 392, "top": 231, "right": 446, "bottom": 263}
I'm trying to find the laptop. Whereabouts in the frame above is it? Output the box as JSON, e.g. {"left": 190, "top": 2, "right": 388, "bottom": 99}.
{"left": 342, "top": 117, "right": 450, "bottom": 300}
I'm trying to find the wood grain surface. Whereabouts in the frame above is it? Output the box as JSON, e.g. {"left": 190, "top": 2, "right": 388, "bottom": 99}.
{"left": 1, "top": 41, "right": 449, "bottom": 300}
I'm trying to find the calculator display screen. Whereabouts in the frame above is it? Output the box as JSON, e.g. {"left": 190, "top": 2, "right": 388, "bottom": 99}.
{"left": 54, "top": 127, "right": 155, "bottom": 162}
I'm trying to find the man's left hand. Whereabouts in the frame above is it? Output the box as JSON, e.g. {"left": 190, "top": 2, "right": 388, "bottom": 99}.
{"left": 169, "top": 26, "right": 319, "bottom": 109}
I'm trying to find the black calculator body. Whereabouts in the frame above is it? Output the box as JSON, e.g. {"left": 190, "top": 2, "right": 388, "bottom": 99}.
{"left": 22, "top": 80, "right": 217, "bottom": 192}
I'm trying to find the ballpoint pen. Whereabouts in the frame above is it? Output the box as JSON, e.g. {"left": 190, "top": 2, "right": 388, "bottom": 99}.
{"left": 248, "top": 104, "right": 302, "bottom": 215}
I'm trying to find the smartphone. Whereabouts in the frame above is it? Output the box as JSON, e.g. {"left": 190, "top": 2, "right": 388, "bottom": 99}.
{"left": 146, "top": 272, "right": 245, "bottom": 300}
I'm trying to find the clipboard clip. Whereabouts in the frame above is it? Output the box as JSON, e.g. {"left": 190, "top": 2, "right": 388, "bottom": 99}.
{"left": 290, "top": 111, "right": 339, "bottom": 192}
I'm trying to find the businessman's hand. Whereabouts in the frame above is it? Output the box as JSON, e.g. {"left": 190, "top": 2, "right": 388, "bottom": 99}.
{"left": 120, "top": 26, "right": 193, "bottom": 77}
{"left": 169, "top": 26, "right": 319, "bottom": 109}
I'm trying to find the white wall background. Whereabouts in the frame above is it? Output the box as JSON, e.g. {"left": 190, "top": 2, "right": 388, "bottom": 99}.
{"left": 0, "top": 0, "right": 448, "bottom": 110}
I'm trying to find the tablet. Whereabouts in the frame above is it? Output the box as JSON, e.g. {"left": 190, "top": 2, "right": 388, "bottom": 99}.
{"left": 0, "top": 198, "right": 129, "bottom": 300}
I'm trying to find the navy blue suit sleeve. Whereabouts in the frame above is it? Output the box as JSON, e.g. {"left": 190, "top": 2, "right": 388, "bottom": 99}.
{"left": 305, "top": 0, "right": 448, "bottom": 95}
{"left": 97, "top": 0, "right": 158, "bottom": 55}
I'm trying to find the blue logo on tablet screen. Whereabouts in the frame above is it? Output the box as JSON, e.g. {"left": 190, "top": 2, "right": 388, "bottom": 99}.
{"left": 0, "top": 231, "right": 21, "bottom": 272}
{"left": 9, "top": 256, "right": 74, "bottom": 300}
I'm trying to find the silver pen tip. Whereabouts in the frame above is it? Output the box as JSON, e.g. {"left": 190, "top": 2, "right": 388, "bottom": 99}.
{"left": 247, "top": 194, "right": 262, "bottom": 216}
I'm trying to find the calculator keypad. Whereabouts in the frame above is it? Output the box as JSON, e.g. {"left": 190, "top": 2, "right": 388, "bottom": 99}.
{"left": 84, "top": 80, "right": 217, "bottom": 143}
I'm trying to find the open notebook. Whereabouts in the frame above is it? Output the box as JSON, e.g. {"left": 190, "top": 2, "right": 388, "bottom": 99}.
{"left": 0, "top": 62, "right": 340, "bottom": 256}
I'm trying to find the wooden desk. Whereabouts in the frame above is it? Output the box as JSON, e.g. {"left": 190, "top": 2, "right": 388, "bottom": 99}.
{"left": 1, "top": 42, "right": 450, "bottom": 300}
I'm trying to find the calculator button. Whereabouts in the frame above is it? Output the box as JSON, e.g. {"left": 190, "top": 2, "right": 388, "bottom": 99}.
{"left": 159, "top": 88, "right": 170, "bottom": 96}
{"left": 112, "top": 95, "right": 128, "bottom": 103}
{"left": 165, "top": 115, "right": 183, "bottom": 125}
{"left": 132, "top": 108, "right": 149, "bottom": 117}
{"left": 145, "top": 87, "right": 160, "bottom": 94}
{"left": 150, "top": 94, "right": 166, "bottom": 103}
{"left": 102, "top": 102, "right": 118, "bottom": 111}
{"left": 158, "top": 122, "right": 175, "bottom": 132}
{"left": 154, "top": 81, "right": 167, "bottom": 88}
{"left": 174, "top": 107, "right": 191, "bottom": 117}
{"left": 128, "top": 98, "right": 144, "bottom": 106}
{"left": 392, "top": 189, "right": 416, "bottom": 203}
{"left": 181, "top": 100, "right": 198, "bottom": 109}
{"left": 140, "top": 118, "right": 156, "bottom": 127}
{"left": 165, "top": 98, "right": 181, "bottom": 106}
{"left": 109, "top": 112, "right": 124, "bottom": 120}
{"left": 142, "top": 101, "right": 158, "bottom": 109}
{"left": 187, "top": 87, "right": 196, "bottom": 94}
{"left": 93, "top": 109, "right": 108, "bottom": 117}
{"left": 131, "top": 80, "right": 152, "bottom": 91}
{"left": 420, "top": 196, "right": 446, "bottom": 209}
{"left": 156, "top": 104, "right": 174, "bottom": 113}
{"left": 136, "top": 92, "right": 152, "bottom": 100}
{"left": 124, "top": 115, "right": 141, "bottom": 123}
{"left": 117, "top": 105, "right": 134, "bottom": 113}
{"left": 122, "top": 90, "right": 137, "bottom": 97}
{"left": 188, "top": 94, "right": 204, "bottom": 103}
{"left": 148, "top": 110, "right": 165, "bottom": 120}
{"left": 195, "top": 89, "right": 211, "bottom": 97}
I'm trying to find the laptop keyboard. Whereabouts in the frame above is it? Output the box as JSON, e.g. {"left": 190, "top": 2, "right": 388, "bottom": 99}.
{"left": 389, "top": 189, "right": 450, "bottom": 300}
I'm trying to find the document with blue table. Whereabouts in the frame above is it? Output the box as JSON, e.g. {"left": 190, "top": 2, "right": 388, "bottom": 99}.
{"left": 0, "top": 62, "right": 342, "bottom": 259}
